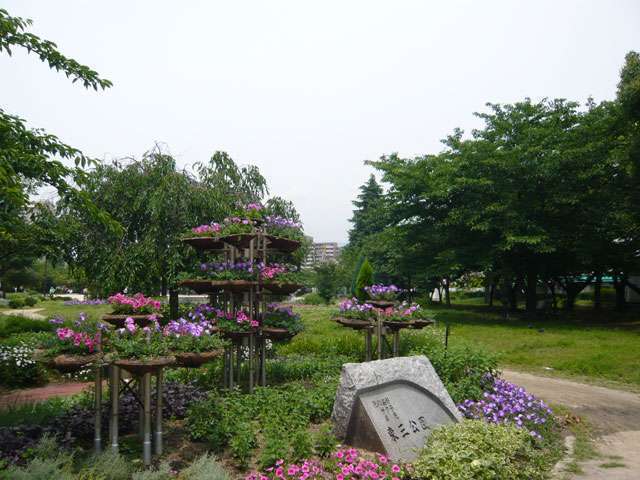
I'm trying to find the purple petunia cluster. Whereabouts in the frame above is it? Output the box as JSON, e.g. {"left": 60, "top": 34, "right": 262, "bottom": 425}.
{"left": 264, "top": 215, "right": 302, "bottom": 230}
{"left": 364, "top": 284, "right": 402, "bottom": 299}
{"left": 339, "top": 297, "right": 374, "bottom": 313}
{"left": 458, "top": 378, "right": 554, "bottom": 440}
{"left": 200, "top": 259, "right": 259, "bottom": 274}
{"left": 63, "top": 299, "right": 107, "bottom": 305}
{"left": 163, "top": 317, "right": 213, "bottom": 337}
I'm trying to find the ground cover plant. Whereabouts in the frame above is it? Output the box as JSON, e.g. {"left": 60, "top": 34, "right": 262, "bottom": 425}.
{"left": 413, "top": 420, "right": 557, "bottom": 480}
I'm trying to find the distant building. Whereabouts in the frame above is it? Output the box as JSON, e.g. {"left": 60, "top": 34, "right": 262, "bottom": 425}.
{"left": 304, "top": 241, "right": 341, "bottom": 268}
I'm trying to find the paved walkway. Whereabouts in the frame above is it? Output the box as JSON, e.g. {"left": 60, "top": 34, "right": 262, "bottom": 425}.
{"left": 0, "top": 382, "right": 91, "bottom": 408}
{"left": 503, "top": 370, "right": 640, "bottom": 479}
{"left": 1, "top": 308, "right": 46, "bottom": 320}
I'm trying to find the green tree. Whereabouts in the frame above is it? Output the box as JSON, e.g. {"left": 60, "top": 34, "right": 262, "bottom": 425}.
{"left": 354, "top": 259, "right": 374, "bottom": 301}
{"left": 0, "top": 8, "right": 115, "bottom": 288}
{"left": 314, "top": 262, "right": 338, "bottom": 303}
{"left": 58, "top": 147, "right": 271, "bottom": 295}
{"left": 348, "top": 175, "right": 386, "bottom": 246}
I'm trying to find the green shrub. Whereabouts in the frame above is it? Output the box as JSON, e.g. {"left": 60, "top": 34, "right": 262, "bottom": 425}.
{"left": 259, "top": 423, "right": 290, "bottom": 468}
{"left": 0, "top": 315, "right": 53, "bottom": 338}
{"left": 186, "top": 377, "right": 338, "bottom": 468}
{"left": 313, "top": 423, "right": 338, "bottom": 457}
{"left": 8, "top": 298, "right": 24, "bottom": 309}
{"left": 130, "top": 462, "right": 173, "bottom": 480}
{"left": 354, "top": 259, "right": 373, "bottom": 301}
{"left": 229, "top": 422, "right": 257, "bottom": 469}
{"left": 301, "top": 292, "right": 326, "bottom": 305}
{"left": 77, "top": 451, "right": 132, "bottom": 480}
{"left": 409, "top": 340, "right": 499, "bottom": 403}
{"left": 179, "top": 453, "right": 229, "bottom": 480}
{"left": 1, "top": 436, "right": 74, "bottom": 480}
{"left": 0, "top": 338, "right": 47, "bottom": 388}
{"left": 413, "top": 420, "right": 549, "bottom": 480}
{"left": 24, "top": 296, "right": 38, "bottom": 307}
{"left": 291, "top": 428, "right": 313, "bottom": 462}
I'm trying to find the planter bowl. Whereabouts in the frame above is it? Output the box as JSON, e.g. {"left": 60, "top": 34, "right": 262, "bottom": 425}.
{"left": 50, "top": 353, "right": 102, "bottom": 373}
{"left": 335, "top": 317, "right": 373, "bottom": 331}
{"left": 173, "top": 350, "right": 223, "bottom": 368}
{"left": 114, "top": 356, "right": 175, "bottom": 375}
{"left": 261, "top": 327, "right": 295, "bottom": 341}
{"left": 102, "top": 314, "right": 162, "bottom": 328}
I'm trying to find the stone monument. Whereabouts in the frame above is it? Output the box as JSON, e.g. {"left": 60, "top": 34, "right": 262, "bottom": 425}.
{"left": 331, "top": 356, "right": 462, "bottom": 461}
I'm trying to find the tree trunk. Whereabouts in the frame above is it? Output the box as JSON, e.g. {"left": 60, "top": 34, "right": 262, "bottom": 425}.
{"left": 613, "top": 275, "right": 627, "bottom": 311}
{"left": 161, "top": 275, "right": 167, "bottom": 297}
{"left": 169, "top": 289, "right": 179, "bottom": 320}
{"left": 509, "top": 283, "right": 518, "bottom": 311}
{"left": 594, "top": 274, "right": 602, "bottom": 310}
{"left": 443, "top": 278, "right": 451, "bottom": 307}
{"left": 488, "top": 282, "right": 495, "bottom": 307}
{"left": 525, "top": 269, "right": 537, "bottom": 313}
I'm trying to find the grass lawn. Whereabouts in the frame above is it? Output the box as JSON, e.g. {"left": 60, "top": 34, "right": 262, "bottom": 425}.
{"left": 283, "top": 303, "right": 640, "bottom": 389}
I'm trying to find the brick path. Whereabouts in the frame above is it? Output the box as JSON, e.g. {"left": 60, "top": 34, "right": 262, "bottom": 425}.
{"left": 0, "top": 382, "right": 91, "bottom": 408}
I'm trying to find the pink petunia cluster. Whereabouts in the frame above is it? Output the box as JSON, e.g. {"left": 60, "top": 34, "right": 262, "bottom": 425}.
{"left": 108, "top": 293, "right": 161, "bottom": 313}
{"left": 246, "top": 449, "right": 405, "bottom": 480}
{"left": 192, "top": 223, "right": 221, "bottom": 234}
{"left": 260, "top": 264, "right": 288, "bottom": 280}
{"left": 246, "top": 202, "right": 264, "bottom": 211}
{"left": 56, "top": 327, "right": 100, "bottom": 352}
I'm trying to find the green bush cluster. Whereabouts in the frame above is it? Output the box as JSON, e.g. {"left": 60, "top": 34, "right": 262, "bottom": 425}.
{"left": 300, "top": 292, "right": 326, "bottom": 305}
{"left": 0, "top": 316, "right": 53, "bottom": 338}
{"left": 186, "top": 377, "right": 338, "bottom": 469}
{"left": 0, "top": 437, "right": 228, "bottom": 480}
{"left": 6, "top": 296, "right": 38, "bottom": 309}
{"left": 409, "top": 341, "right": 499, "bottom": 403}
{"left": 0, "top": 333, "right": 49, "bottom": 388}
{"left": 413, "top": 420, "right": 552, "bottom": 480}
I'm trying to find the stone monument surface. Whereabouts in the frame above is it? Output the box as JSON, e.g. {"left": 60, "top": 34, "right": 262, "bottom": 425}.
{"left": 331, "top": 356, "right": 461, "bottom": 461}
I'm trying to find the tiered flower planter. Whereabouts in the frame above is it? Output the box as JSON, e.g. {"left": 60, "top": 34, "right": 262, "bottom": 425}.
{"left": 179, "top": 229, "right": 304, "bottom": 392}
{"left": 336, "top": 293, "right": 434, "bottom": 361}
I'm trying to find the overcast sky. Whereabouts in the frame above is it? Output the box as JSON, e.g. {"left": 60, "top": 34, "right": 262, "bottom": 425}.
{"left": 2, "top": 1, "right": 639, "bottom": 243}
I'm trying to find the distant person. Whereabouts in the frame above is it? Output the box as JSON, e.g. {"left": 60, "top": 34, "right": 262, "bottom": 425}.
{"left": 49, "top": 286, "right": 56, "bottom": 299}
{"left": 83, "top": 287, "right": 89, "bottom": 300}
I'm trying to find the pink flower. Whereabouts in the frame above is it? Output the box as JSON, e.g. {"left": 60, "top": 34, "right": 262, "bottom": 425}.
{"left": 391, "top": 465, "right": 401, "bottom": 473}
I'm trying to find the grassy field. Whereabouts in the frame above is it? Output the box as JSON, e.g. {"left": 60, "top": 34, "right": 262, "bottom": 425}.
{"left": 2, "top": 297, "right": 639, "bottom": 388}
{"left": 282, "top": 303, "right": 640, "bottom": 389}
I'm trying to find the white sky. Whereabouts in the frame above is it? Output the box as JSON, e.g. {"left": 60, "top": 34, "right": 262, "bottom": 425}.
{"left": 2, "top": 1, "right": 639, "bottom": 243}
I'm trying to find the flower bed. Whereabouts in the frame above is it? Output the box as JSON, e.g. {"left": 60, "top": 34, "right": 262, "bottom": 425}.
{"left": 63, "top": 298, "right": 107, "bottom": 305}
{"left": 458, "top": 377, "right": 555, "bottom": 440}
{"left": 246, "top": 448, "right": 407, "bottom": 480}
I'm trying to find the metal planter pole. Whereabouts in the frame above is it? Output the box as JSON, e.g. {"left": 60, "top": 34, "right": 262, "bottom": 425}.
{"left": 143, "top": 372, "right": 152, "bottom": 466}
{"left": 109, "top": 365, "right": 119, "bottom": 453}
{"left": 154, "top": 369, "right": 163, "bottom": 455}
{"left": 93, "top": 361, "right": 102, "bottom": 453}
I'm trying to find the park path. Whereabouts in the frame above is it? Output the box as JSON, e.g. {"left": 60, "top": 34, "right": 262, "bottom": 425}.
{"left": 503, "top": 370, "right": 640, "bottom": 479}
{"left": 1, "top": 308, "right": 46, "bottom": 320}
{"left": 0, "top": 382, "right": 91, "bottom": 408}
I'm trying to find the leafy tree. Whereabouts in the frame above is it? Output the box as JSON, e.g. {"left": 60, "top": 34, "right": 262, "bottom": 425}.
{"left": 0, "top": 7, "right": 115, "bottom": 289}
{"left": 58, "top": 147, "right": 271, "bottom": 296}
{"left": 314, "top": 262, "right": 338, "bottom": 303}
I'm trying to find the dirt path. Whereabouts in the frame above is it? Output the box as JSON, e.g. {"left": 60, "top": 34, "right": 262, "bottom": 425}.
{"left": 503, "top": 370, "right": 640, "bottom": 479}
{"left": 1, "top": 308, "right": 46, "bottom": 320}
